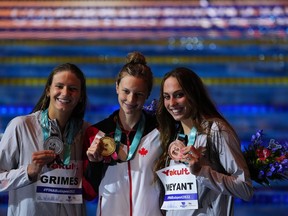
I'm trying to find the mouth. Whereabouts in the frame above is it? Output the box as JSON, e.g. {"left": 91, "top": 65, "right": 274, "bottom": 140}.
{"left": 57, "top": 98, "right": 71, "bottom": 104}
{"left": 124, "top": 103, "right": 137, "bottom": 110}
{"left": 169, "top": 107, "right": 183, "bottom": 115}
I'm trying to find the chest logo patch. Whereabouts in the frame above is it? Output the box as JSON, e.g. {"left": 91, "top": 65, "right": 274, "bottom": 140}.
{"left": 138, "top": 147, "right": 148, "bottom": 156}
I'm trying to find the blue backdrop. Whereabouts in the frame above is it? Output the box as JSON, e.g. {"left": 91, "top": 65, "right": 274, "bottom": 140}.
{"left": 0, "top": 1, "right": 288, "bottom": 215}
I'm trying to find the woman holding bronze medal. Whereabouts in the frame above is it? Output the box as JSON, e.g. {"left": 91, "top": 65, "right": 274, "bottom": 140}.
{"left": 0, "top": 63, "right": 89, "bottom": 216}
{"left": 84, "top": 51, "right": 162, "bottom": 216}
{"left": 154, "top": 67, "right": 254, "bottom": 215}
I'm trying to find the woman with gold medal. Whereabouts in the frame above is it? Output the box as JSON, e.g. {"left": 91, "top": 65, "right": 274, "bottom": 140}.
{"left": 84, "top": 51, "right": 162, "bottom": 216}
{"left": 0, "top": 63, "right": 89, "bottom": 216}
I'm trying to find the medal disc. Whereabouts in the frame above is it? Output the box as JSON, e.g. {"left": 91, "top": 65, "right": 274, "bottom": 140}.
{"left": 100, "top": 137, "right": 116, "bottom": 156}
{"left": 44, "top": 136, "right": 64, "bottom": 154}
{"left": 168, "top": 140, "right": 186, "bottom": 160}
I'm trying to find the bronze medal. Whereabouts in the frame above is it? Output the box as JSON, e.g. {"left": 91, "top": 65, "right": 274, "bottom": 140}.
{"left": 168, "top": 140, "right": 186, "bottom": 160}
{"left": 100, "top": 137, "right": 116, "bottom": 157}
{"left": 44, "top": 136, "right": 64, "bottom": 154}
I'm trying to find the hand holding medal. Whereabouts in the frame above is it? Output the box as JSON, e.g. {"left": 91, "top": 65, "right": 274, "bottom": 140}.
{"left": 43, "top": 136, "right": 66, "bottom": 165}
{"left": 86, "top": 136, "right": 104, "bottom": 162}
{"left": 100, "top": 137, "right": 118, "bottom": 162}
{"left": 168, "top": 137, "right": 206, "bottom": 169}
{"left": 87, "top": 135, "right": 118, "bottom": 163}
{"left": 28, "top": 150, "right": 56, "bottom": 180}
{"left": 31, "top": 150, "right": 56, "bottom": 167}
{"left": 87, "top": 113, "right": 146, "bottom": 164}
{"left": 177, "top": 145, "right": 206, "bottom": 174}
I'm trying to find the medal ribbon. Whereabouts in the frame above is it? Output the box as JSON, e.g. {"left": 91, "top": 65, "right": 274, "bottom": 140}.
{"left": 114, "top": 113, "right": 146, "bottom": 161}
{"left": 40, "top": 109, "right": 51, "bottom": 142}
{"left": 177, "top": 126, "right": 197, "bottom": 146}
{"left": 40, "top": 109, "right": 79, "bottom": 165}
{"left": 187, "top": 127, "right": 197, "bottom": 146}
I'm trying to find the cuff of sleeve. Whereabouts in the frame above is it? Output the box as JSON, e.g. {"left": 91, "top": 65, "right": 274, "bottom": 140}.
{"left": 25, "top": 164, "right": 38, "bottom": 182}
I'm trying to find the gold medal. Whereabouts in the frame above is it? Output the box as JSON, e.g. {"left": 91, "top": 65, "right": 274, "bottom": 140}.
{"left": 168, "top": 140, "right": 185, "bottom": 160}
{"left": 100, "top": 137, "right": 116, "bottom": 157}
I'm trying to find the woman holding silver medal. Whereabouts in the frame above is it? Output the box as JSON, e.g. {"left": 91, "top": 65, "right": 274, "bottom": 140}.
{"left": 154, "top": 67, "right": 254, "bottom": 216}
{"left": 0, "top": 63, "right": 89, "bottom": 216}
{"left": 84, "top": 51, "right": 162, "bottom": 216}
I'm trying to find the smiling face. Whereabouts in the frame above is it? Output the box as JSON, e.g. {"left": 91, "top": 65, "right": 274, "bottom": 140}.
{"left": 163, "top": 76, "right": 192, "bottom": 122}
{"left": 116, "top": 74, "right": 148, "bottom": 116}
{"left": 47, "top": 71, "right": 82, "bottom": 119}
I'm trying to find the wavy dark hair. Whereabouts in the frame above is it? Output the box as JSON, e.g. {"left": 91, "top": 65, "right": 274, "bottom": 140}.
{"left": 154, "top": 67, "right": 239, "bottom": 172}
{"left": 32, "top": 63, "right": 87, "bottom": 119}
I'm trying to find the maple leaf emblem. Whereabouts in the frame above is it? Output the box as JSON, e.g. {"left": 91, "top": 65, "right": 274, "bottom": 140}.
{"left": 138, "top": 147, "right": 148, "bottom": 156}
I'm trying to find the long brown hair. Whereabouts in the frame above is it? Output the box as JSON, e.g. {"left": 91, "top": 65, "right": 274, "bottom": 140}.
{"left": 32, "top": 63, "right": 87, "bottom": 119}
{"left": 154, "top": 67, "right": 239, "bottom": 172}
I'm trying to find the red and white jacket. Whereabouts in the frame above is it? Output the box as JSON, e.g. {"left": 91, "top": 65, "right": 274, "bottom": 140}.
{"left": 83, "top": 110, "right": 162, "bottom": 216}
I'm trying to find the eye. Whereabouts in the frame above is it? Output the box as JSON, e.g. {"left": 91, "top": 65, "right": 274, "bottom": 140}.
{"left": 123, "top": 89, "right": 130, "bottom": 94}
{"left": 174, "top": 92, "right": 185, "bottom": 98}
{"left": 136, "top": 92, "right": 145, "bottom": 98}
{"left": 163, "top": 94, "right": 170, "bottom": 100}
{"left": 55, "top": 84, "right": 63, "bottom": 89}
{"left": 68, "top": 86, "right": 79, "bottom": 92}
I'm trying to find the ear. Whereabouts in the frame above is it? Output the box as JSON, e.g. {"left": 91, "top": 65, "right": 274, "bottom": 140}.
{"left": 115, "top": 82, "right": 119, "bottom": 94}
{"left": 46, "top": 88, "right": 50, "bottom": 97}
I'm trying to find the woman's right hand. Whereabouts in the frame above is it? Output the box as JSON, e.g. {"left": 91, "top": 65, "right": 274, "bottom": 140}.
{"left": 86, "top": 137, "right": 104, "bottom": 162}
{"left": 28, "top": 150, "right": 56, "bottom": 180}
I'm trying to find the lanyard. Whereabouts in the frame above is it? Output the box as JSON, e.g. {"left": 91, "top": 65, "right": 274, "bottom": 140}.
{"left": 114, "top": 113, "right": 146, "bottom": 161}
{"left": 40, "top": 109, "right": 77, "bottom": 165}
{"left": 165, "top": 126, "right": 197, "bottom": 167}
{"left": 177, "top": 126, "right": 197, "bottom": 146}
{"left": 40, "top": 109, "right": 52, "bottom": 142}
{"left": 188, "top": 127, "right": 197, "bottom": 146}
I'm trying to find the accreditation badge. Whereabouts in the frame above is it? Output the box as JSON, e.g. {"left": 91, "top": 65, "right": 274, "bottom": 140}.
{"left": 44, "top": 136, "right": 64, "bottom": 154}
{"left": 35, "top": 160, "right": 83, "bottom": 204}
{"left": 156, "top": 163, "right": 199, "bottom": 210}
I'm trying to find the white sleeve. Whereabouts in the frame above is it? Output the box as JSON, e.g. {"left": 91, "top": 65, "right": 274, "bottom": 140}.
{"left": 195, "top": 122, "right": 254, "bottom": 201}
{"left": 0, "top": 117, "right": 32, "bottom": 192}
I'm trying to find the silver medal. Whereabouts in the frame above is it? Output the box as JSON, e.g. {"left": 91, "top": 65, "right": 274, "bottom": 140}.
{"left": 44, "top": 136, "right": 64, "bottom": 154}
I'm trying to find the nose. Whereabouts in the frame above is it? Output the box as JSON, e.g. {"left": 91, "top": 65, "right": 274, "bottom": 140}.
{"left": 169, "top": 97, "right": 177, "bottom": 106}
{"left": 127, "top": 93, "right": 136, "bottom": 103}
{"left": 62, "top": 86, "right": 70, "bottom": 95}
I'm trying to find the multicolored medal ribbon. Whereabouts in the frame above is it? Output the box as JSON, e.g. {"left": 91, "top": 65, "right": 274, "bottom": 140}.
{"left": 168, "top": 126, "right": 197, "bottom": 160}
{"left": 97, "top": 113, "right": 146, "bottom": 164}
{"left": 114, "top": 113, "right": 146, "bottom": 161}
{"left": 41, "top": 109, "right": 81, "bottom": 165}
